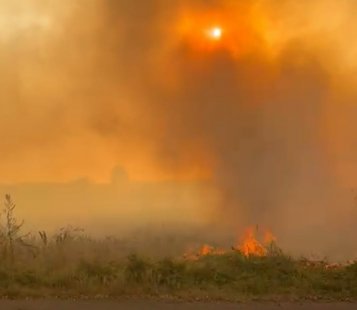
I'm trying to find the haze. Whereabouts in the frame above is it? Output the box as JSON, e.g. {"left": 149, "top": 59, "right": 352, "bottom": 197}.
{"left": 1, "top": 0, "right": 357, "bottom": 260}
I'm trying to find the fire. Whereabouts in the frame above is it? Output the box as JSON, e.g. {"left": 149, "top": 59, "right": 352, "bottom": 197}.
{"left": 199, "top": 244, "right": 226, "bottom": 256}
{"left": 200, "top": 244, "right": 215, "bottom": 256}
{"left": 238, "top": 227, "right": 269, "bottom": 257}
{"left": 184, "top": 227, "right": 277, "bottom": 260}
{"left": 183, "top": 244, "right": 226, "bottom": 260}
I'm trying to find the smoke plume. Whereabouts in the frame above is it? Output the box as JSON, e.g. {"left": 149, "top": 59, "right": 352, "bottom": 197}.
{"left": 1, "top": 0, "right": 357, "bottom": 258}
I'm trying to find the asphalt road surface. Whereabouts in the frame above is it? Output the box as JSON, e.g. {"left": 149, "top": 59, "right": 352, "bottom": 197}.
{"left": 0, "top": 300, "right": 356, "bottom": 310}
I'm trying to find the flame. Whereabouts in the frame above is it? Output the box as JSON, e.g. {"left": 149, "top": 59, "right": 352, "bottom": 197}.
{"left": 184, "top": 227, "right": 277, "bottom": 260}
{"left": 200, "top": 244, "right": 215, "bottom": 255}
{"left": 183, "top": 244, "right": 226, "bottom": 260}
{"left": 236, "top": 227, "right": 278, "bottom": 256}
{"left": 200, "top": 244, "right": 226, "bottom": 256}
{"left": 238, "top": 227, "right": 267, "bottom": 256}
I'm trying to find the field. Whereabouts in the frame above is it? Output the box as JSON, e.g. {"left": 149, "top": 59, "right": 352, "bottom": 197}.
{"left": 0, "top": 195, "right": 356, "bottom": 302}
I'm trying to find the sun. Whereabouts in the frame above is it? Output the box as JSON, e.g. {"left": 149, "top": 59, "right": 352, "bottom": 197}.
{"left": 209, "top": 26, "right": 223, "bottom": 40}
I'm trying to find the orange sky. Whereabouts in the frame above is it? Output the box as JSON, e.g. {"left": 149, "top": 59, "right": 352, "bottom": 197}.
{"left": 0, "top": 0, "right": 356, "bottom": 184}
{"left": 1, "top": 0, "right": 357, "bottom": 257}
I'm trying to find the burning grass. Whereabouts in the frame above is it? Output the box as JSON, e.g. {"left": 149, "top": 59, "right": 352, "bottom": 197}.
{"left": 0, "top": 195, "right": 356, "bottom": 301}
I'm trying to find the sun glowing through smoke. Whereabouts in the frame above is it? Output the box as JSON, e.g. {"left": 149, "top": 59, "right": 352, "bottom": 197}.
{"left": 209, "top": 26, "right": 223, "bottom": 40}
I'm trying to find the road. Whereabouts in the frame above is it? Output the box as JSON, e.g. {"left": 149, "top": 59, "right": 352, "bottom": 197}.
{"left": 0, "top": 300, "right": 356, "bottom": 310}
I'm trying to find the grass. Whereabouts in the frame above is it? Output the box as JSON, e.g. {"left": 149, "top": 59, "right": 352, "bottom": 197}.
{"left": 0, "top": 195, "right": 356, "bottom": 301}
{"left": 0, "top": 251, "right": 356, "bottom": 301}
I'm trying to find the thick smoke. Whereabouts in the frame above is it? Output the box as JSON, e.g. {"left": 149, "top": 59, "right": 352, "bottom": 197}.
{"left": 1, "top": 0, "right": 357, "bottom": 257}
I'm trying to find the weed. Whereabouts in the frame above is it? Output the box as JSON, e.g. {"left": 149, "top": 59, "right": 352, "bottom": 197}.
{"left": 0, "top": 194, "right": 355, "bottom": 301}
{"left": 125, "top": 254, "right": 150, "bottom": 284}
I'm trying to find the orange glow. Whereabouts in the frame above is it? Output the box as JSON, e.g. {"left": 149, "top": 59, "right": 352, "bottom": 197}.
{"left": 183, "top": 244, "right": 226, "bottom": 260}
{"left": 264, "top": 230, "right": 277, "bottom": 245}
{"left": 238, "top": 227, "right": 267, "bottom": 256}
{"left": 207, "top": 26, "right": 223, "bottom": 40}
{"left": 176, "top": 5, "right": 268, "bottom": 56}
{"left": 237, "top": 227, "right": 277, "bottom": 257}
{"left": 199, "top": 244, "right": 226, "bottom": 256}
{"left": 184, "top": 227, "right": 277, "bottom": 260}
{"left": 200, "top": 244, "right": 215, "bottom": 256}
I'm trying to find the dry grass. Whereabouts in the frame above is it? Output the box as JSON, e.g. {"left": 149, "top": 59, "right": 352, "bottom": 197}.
{"left": 0, "top": 195, "right": 356, "bottom": 301}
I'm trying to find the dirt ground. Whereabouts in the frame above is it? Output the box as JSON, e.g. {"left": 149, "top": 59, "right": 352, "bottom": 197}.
{"left": 0, "top": 300, "right": 356, "bottom": 310}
